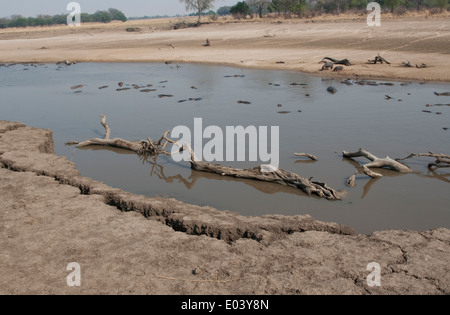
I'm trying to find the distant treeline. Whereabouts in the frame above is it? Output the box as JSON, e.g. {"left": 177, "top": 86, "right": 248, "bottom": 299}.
{"left": 0, "top": 8, "right": 127, "bottom": 29}
{"left": 128, "top": 15, "right": 175, "bottom": 20}
{"left": 220, "top": 0, "right": 449, "bottom": 18}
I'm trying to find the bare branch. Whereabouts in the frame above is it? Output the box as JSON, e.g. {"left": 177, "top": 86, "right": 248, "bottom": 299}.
{"left": 100, "top": 114, "right": 110, "bottom": 140}
{"left": 343, "top": 148, "right": 412, "bottom": 173}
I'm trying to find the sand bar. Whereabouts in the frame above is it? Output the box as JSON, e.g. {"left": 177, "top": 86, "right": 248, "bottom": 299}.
{"left": 1, "top": 15, "right": 450, "bottom": 82}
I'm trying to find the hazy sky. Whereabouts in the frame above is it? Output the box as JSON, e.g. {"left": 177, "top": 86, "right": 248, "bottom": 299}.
{"left": 1, "top": 0, "right": 238, "bottom": 18}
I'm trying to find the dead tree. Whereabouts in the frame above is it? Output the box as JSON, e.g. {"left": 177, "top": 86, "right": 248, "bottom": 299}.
{"left": 72, "top": 115, "right": 344, "bottom": 200}
{"left": 171, "top": 142, "right": 343, "bottom": 200}
{"left": 368, "top": 54, "right": 391, "bottom": 65}
{"left": 188, "top": 159, "right": 343, "bottom": 200}
{"left": 343, "top": 148, "right": 412, "bottom": 174}
{"left": 322, "top": 57, "right": 352, "bottom": 66}
{"left": 73, "top": 115, "right": 173, "bottom": 160}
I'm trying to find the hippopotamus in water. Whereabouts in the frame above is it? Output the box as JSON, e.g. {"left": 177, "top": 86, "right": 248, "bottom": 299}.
{"left": 327, "top": 86, "right": 337, "bottom": 94}
{"left": 321, "top": 62, "right": 334, "bottom": 71}
{"left": 435, "top": 92, "right": 450, "bottom": 96}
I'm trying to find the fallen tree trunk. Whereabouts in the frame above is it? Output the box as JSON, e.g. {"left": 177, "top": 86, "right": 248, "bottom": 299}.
{"left": 343, "top": 148, "right": 412, "bottom": 173}
{"left": 73, "top": 115, "right": 344, "bottom": 200}
{"left": 190, "top": 160, "right": 343, "bottom": 200}
{"left": 174, "top": 143, "right": 343, "bottom": 200}
{"left": 322, "top": 57, "right": 352, "bottom": 66}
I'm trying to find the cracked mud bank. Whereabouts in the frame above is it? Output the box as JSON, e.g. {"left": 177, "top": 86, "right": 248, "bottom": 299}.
{"left": 0, "top": 121, "right": 449, "bottom": 295}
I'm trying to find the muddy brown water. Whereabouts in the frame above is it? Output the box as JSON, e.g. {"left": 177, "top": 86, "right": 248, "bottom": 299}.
{"left": 1, "top": 62, "right": 449, "bottom": 234}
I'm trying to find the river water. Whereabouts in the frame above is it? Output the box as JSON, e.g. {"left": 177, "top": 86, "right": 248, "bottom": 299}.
{"left": 1, "top": 62, "right": 449, "bottom": 234}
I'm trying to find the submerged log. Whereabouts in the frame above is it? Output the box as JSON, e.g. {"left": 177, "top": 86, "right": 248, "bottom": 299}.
{"left": 190, "top": 160, "right": 343, "bottom": 200}
{"left": 171, "top": 142, "right": 343, "bottom": 200}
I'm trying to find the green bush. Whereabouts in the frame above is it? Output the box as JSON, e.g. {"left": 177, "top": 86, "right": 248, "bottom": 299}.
{"left": 230, "top": 1, "right": 251, "bottom": 19}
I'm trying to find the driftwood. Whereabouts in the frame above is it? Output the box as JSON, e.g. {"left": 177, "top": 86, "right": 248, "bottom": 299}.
{"left": 74, "top": 115, "right": 344, "bottom": 200}
{"left": 362, "top": 165, "right": 383, "bottom": 178}
{"left": 416, "top": 63, "right": 427, "bottom": 69}
{"left": 171, "top": 142, "right": 342, "bottom": 200}
{"left": 402, "top": 61, "right": 414, "bottom": 68}
{"left": 402, "top": 61, "right": 427, "bottom": 69}
{"left": 396, "top": 152, "right": 450, "bottom": 169}
{"left": 343, "top": 148, "right": 412, "bottom": 173}
{"left": 368, "top": 54, "right": 391, "bottom": 65}
{"left": 190, "top": 160, "right": 343, "bottom": 200}
{"left": 75, "top": 115, "right": 173, "bottom": 159}
{"left": 322, "top": 57, "right": 352, "bottom": 66}
{"left": 345, "top": 164, "right": 383, "bottom": 188}
{"left": 346, "top": 171, "right": 357, "bottom": 187}
{"left": 294, "top": 153, "right": 318, "bottom": 161}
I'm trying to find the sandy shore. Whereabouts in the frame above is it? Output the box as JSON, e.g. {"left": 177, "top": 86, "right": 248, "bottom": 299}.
{"left": 0, "top": 121, "right": 449, "bottom": 295}
{"left": 1, "top": 15, "right": 450, "bottom": 82}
